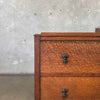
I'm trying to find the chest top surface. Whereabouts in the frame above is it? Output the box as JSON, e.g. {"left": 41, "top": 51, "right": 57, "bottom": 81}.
{"left": 35, "top": 32, "right": 100, "bottom": 41}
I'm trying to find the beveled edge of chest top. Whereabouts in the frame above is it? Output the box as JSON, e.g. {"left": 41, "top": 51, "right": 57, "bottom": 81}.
{"left": 35, "top": 32, "right": 100, "bottom": 37}
{"left": 34, "top": 32, "right": 100, "bottom": 41}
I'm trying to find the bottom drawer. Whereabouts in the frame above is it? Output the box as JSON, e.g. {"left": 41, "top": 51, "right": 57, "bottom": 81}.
{"left": 41, "top": 77, "right": 100, "bottom": 100}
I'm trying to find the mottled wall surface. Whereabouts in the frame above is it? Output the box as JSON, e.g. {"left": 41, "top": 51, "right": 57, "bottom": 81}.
{"left": 0, "top": 0, "right": 100, "bottom": 74}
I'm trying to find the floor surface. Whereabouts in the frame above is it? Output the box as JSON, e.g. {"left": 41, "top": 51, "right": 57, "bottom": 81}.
{"left": 0, "top": 75, "right": 34, "bottom": 100}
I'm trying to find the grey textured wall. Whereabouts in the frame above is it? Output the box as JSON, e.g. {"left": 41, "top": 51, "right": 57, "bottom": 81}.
{"left": 0, "top": 0, "right": 100, "bottom": 74}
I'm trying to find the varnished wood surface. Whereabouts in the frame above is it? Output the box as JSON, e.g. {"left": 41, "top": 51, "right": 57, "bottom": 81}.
{"left": 35, "top": 32, "right": 100, "bottom": 100}
{"left": 40, "top": 36, "right": 100, "bottom": 40}
{"left": 41, "top": 77, "right": 100, "bottom": 100}
{"left": 41, "top": 73, "right": 100, "bottom": 77}
{"left": 34, "top": 36, "right": 40, "bottom": 100}
{"left": 41, "top": 41, "right": 100, "bottom": 74}
{"left": 34, "top": 32, "right": 100, "bottom": 40}
{"left": 41, "top": 32, "right": 100, "bottom": 37}
{"left": 36, "top": 32, "right": 100, "bottom": 40}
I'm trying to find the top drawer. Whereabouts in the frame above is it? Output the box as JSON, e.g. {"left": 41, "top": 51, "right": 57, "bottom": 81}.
{"left": 41, "top": 40, "right": 100, "bottom": 74}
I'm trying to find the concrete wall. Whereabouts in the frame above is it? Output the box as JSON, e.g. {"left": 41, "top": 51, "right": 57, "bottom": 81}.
{"left": 0, "top": 0, "right": 100, "bottom": 74}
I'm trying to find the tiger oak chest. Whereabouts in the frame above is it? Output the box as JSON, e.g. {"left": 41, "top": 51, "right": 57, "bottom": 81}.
{"left": 34, "top": 32, "right": 100, "bottom": 100}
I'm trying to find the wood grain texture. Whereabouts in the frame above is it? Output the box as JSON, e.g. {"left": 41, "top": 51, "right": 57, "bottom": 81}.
{"left": 34, "top": 35, "right": 41, "bottom": 100}
{"left": 41, "top": 73, "right": 100, "bottom": 77}
{"left": 41, "top": 41, "right": 100, "bottom": 74}
{"left": 40, "top": 32, "right": 100, "bottom": 40}
{"left": 35, "top": 32, "right": 100, "bottom": 100}
{"left": 40, "top": 36, "right": 100, "bottom": 40}
{"left": 41, "top": 77, "right": 100, "bottom": 100}
{"left": 41, "top": 32, "right": 100, "bottom": 37}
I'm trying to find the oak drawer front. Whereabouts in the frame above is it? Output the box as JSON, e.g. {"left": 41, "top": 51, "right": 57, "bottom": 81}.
{"left": 41, "top": 41, "right": 100, "bottom": 74}
{"left": 41, "top": 77, "right": 100, "bottom": 100}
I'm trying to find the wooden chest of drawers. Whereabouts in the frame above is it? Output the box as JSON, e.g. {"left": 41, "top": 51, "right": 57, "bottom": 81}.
{"left": 34, "top": 32, "right": 100, "bottom": 100}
